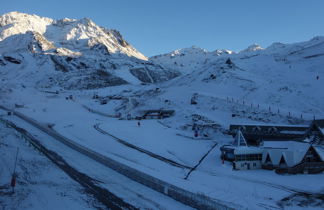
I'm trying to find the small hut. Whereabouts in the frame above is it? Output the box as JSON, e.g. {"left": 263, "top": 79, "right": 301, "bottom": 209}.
{"left": 142, "top": 109, "right": 175, "bottom": 119}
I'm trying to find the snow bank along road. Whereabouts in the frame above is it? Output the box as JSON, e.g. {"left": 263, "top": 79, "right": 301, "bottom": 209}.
{"left": 0, "top": 106, "right": 237, "bottom": 210}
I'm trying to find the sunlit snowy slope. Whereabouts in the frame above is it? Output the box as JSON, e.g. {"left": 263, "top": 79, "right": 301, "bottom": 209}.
{"left": 0, "top": 12, "right": 179, "bottom": 90}
{"left": 149, "top": 37, "right": 324, "bottom": 121}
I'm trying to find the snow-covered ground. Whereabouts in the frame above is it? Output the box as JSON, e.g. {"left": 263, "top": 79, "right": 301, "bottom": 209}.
{"left": 1, "top": 85, "right": 324, "bottom": 209}
{"left": 0, "top": 109, "right": 193, "bottom": 210}
{"left": 1, "top": 11, "right": 324, "bottom": 210}
{"left": 0, "top": 117, "right": 101, "bottom": 210}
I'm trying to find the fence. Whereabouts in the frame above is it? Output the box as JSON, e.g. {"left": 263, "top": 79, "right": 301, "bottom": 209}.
{"left": 82, "top": 105, "right": 118, "bottom": 118}
{"left": 225, "top": 96, "right": 321, "bottom": 121}
{"left": 0, "top": 106, "right": 239, "bottom": 210}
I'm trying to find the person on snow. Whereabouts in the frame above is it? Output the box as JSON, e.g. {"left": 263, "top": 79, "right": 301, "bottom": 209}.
{"left": 194, "top": 129, "right": 198, "bottom": 137}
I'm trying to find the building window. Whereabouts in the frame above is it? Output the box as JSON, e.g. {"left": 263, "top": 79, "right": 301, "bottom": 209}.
{"left": 235, "top": 153, "right": 262, "bottom": 161}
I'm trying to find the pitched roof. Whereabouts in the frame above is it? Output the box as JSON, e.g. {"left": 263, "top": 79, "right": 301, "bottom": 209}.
{"left": 262, "top": 141, "right": 310, "bottom": 167}
{"left": 313, "top": 146, "right": 324, "bottom": 161}
{"left": 232, "top": 130, "right": 248, "bottom": 147}
{"left": 312, "top": 119, "right": 324, "bottom": 135}
{"left": 314, "top": 119, "right": 324, "bottom": 128}
{"left": 234, "top": 146, "right": 263, "bottom": 155}
{"left": 263, "top": 141, "right": 309, "bottom": 150}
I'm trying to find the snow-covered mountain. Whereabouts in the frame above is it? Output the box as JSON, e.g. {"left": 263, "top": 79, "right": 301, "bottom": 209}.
{"left": 1, "top": 11, "right": 324, "bottom": 122}
{"left": 150, "top": 46, "right": 233, "bottom": 73}
{"left": 1, "top": 12, "right": 324, "bottom": 210}
{"left": 239, "top": 43, "right": 263, "bottom": 53}
{"left": 0, "top": 11, "right": 147, "bottom": 59}
{"left": 0, "top": 12, "right": 179, "bottom": 90}
{"left": 143, "top": 36, "right": 324, "bottom": 126}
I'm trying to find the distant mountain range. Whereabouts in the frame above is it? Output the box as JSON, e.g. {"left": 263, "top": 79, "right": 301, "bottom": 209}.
{"left": 149, "top": 35, "right": 324, "bottom": 119}
{"left": 1, "top": 11, "right": 324, "bottom": 118}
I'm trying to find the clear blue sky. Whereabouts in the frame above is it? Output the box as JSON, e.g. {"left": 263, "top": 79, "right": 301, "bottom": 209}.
{"left": 1, "top": 0, "right": 324, "bottom": 56}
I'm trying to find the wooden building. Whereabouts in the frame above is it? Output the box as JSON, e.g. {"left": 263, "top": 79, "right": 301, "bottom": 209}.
{"left": 141, "top": 109, "right": 175, "bottom": 119}
{"left": 220, "top": 130, "right": 248, "bottom": 161}
{"left": 221, "top": 130, "right": 263, "bottom": 170}
{"left": 261, "top": 141, "right": 324, "bottom": 174}
{"left": 234, "top": 147, "right": 263, "bottom": 170}
{"left": 229, "top": 119, "right": 324, "bottom": 145}
{"left": 306, "top": 119, "right": 324, "bottom": 144}
{"left": 229, "top": 124, "right": 309, "bottom": 145}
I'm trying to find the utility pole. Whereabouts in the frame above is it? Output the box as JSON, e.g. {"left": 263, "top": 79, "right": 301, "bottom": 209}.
{"left": 11, "top": 147, "right": 19, "bottom": 193}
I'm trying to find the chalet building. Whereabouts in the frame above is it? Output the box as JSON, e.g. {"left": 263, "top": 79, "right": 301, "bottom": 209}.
{"left": 220, "top": 130, "right": 248, "bottom": 161}
{"left": 221, "top": 120, "right": 324, "bottom": 172}
{"left": 229, "top": 119, "right": 324, "bottom": 145}
{"left": 141, "top": 109, "right": 175, "bottom": 119}
{"left": 306, "top": 119, "right": 324, "bottom": 144}
{"left": 234, "top": 147, "right": 263, "bottom": 170}
{"left": 221, "top": 130, "right": 263, "bottom": 170}
{"left": 220, "top": 131, "right": 324, "bottom": 173}
{"left": 262, "top": 141, "right": 324, "bottom": 174}
{"left": 229, "top": 124, "right": 309, "bottom": 145}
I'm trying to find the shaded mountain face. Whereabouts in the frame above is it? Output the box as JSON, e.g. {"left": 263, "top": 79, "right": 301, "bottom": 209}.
{"left": 0, "top": 12, "right": 179, "bottom": 89}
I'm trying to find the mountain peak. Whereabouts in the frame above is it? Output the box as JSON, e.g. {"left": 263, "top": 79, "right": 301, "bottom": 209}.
{"left": 172, "top": 46, "right": 208, "bottom": 56}
{"left": 0, "top": 11, "right": 147, "bottom": 60}
{"left": 213, "top": 49, "right": 234, "bottom": 55}
{"left": 240, "top": 43, "right": 263, "bottom": 53}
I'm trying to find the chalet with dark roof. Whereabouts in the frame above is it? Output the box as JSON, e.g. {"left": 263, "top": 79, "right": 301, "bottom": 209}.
{"left": 262, "top": 141, "right": 324, "bottom": 174}
{"left": 229, "top": 124, "right": 309, "bottom": 145}
{"left": 306, "top": 119, "right": 324, "bottom": 144}
{"left": 229, "top": 119, "right": 324, "bottom": 145}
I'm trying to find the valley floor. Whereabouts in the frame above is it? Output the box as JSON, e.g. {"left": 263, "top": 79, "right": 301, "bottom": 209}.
{"left": 1, "top": 86, "right": 324, "bottom": 210}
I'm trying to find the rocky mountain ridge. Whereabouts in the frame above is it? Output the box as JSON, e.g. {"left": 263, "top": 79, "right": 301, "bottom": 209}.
{"left": 0, "top": 12, "right": 179, "bottom": 90}
{"left": 0, "top": 11, "right": 146, "bottom": 59}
